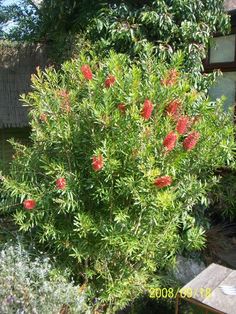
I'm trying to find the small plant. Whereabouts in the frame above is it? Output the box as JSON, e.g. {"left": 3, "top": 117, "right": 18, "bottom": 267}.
{"left": 208, "top": 169, "right": 236, "bottom": 221}
{"left": 0, "top": 49, "right": 235, "bottom": 312}
{"left": 0, "top": 242, "right": 90, "bottom": 314}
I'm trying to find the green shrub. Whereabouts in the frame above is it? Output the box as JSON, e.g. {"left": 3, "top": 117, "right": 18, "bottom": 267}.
{"left": 0, "top": 242, "right": 90, "bottom": 314}
{"left": 208, "top": 169, "right": 236, "bottom": 221}
{"left": 0, "top": 49, "right": 234, "bottom": 312}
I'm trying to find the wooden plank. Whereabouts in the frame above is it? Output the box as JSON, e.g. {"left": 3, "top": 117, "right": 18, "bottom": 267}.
{"left": 203, "top": 270, "right": 236, "bottom": 314}
{"left": 180, "top": 263, "right": 233, "bottom": 302}
{"left": 183, "top": 297, "right": 225, "bottom": 314}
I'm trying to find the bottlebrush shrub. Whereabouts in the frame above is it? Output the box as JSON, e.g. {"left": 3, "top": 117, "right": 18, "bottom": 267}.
{"left": 0, "top": 51, "right": 235, "bottom": 312}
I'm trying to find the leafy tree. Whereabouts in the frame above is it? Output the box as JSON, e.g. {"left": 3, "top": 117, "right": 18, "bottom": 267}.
{"left": 86, "top": 0, "right": 230, "bottom": 72}
{"left": 0, "top": 49, "right": 234, "bottom": 312}
{"left": 0, "top": 0, "right": 103, "bottom": 41}
{"left": 0, "top": 0, "right": 40, "bottom": 40}
{"left": 0, "top": 0, "right": 8, "bottom": 38}
{"left": 0, "top": 0, "right": 230, "bottom": 74}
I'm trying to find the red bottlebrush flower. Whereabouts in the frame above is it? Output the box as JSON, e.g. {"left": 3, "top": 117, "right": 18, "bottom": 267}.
{"left": 81, "top": 64, "right": 93, "bottom": 80}
{"left": 154, "top": 176, "right": 172, "bottom": 188}
{"left": 56, "top": 177, "right": 66, "bottom": 190}
{"left": 161, "top": 69, "right": 179, "bottom": 86}
{"left": 58, "top": 89, "right": 69, "bottom": 98}
{"left": 61, "top": 100, "right": 71, "bottom": 113}
{"left": 163, "top": 131, "right": 178, "bottom": 151}
{"left": 117, "top": 103, "right": 126, "bottom": 113}
{"left": 166, "top": 99, "right": 181, "bottom": 119}
{"left": 176, "top": 116, "right": 190, "bottom": 135}
{"left": 141, "top": 99, "right": 154, "bottom": 120}
{"left": 105, "top": 75, "right": 116, "bottom": 88}
{"left": 23, "top": 199, "right": 36, "bottom": 210}
{"left": 58, "top": 89, "right": 71, "bottom": 113}
{"left": 92, "top": 155, "right": 104, "bottom": 171}
{"left": 183, "top": 131, "right": 200, "bottom": 151}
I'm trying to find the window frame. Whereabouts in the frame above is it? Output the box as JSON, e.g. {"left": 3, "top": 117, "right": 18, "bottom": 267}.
{"left": 204, "top": 12, "right": 236, "bottom": 123}
{"left": 204, "top": 12, "right": 236, "bottom": 73}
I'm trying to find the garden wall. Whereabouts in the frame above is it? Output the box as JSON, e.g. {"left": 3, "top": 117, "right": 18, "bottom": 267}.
{"left": 0, "top": 42, "right": 48, "bottom": 170}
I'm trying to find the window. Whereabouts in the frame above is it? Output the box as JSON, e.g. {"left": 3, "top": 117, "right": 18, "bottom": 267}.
{"left": 204, "top": 14, "right": 236, "bottom": 119}
{"left": 209, "top": 35, "right": 236, "bottom": 64}
{"left": 205, "top": 33, "right": 236, "bottom": 72}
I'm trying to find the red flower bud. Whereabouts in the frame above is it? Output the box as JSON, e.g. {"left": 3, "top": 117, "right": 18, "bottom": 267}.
{"left": 166, "top": 99, "right": 181, "bottom": 119}
{"left": 183, "top": 131, "right": 200, "bottom": 151}
{"left": 154, "top": 176, "right": 172, "bottom": 188}
{"left": 92, "top": 155, "right": 104, "bottom": 171}
{"left": 117, "top": 103, "right": 126, "bottom": 113}
{"left": 40, "top": 113, "right": 47, "bottom": 122}
{"left": 58, "top": 89, "right": 71, "bottom": 112}
{"left": 163, "top": 131, "right": 177, "bottom": 151}
{"left": 105, "top": 75, "right": 116, "bottom": 88}
{"left": 56, "top": 177, "right": 66, "bottom": 190}
{"left": 58, "top": 89, "right": 69, "bottom": 98}
{"left": 23, "top": 199, "right": 36, "bottom": 210}
{"left": 161, "top": 69, "right": 179, "bottom": 86}
{"left": 141, "top": 99, "right": 154, "bottom": 120}
{"left": 61, "top": 100, "right": 71, "bottom": 113}
{"left": 176, "top": 116, "right": 190, "bottom": 135}
{"left": 81, "top": 64, "right": 93, "bottom": 80}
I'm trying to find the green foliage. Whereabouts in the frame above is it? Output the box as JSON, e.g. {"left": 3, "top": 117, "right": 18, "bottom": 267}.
{"left": 0, "top": 242, "right": 90, "bottom": 314}
{"left": 0, "top": 0, "right": 39, "bottom": 41}
{"left": 0, "top": 50, "right": 235, "bottom": 312}
{"left": 0, "top": 1, "right": 230, "bottom": 75}
{"left": 87, "top": 0, "right": 230, "bottom": 71}
{"left": 0, "top": 0, "right": 103, "bottom": 41}
{"left": 208, "top": 169, "right": 236, "bottom": 221}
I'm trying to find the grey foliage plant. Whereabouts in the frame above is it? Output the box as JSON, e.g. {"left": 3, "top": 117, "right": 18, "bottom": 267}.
{"left": 0, "top": 243, "right": 91, "bottom": 314}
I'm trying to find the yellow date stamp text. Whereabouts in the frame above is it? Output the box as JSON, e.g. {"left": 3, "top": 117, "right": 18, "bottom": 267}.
{"left": 148, "top": 287, "right": 212, "bottom": 299}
